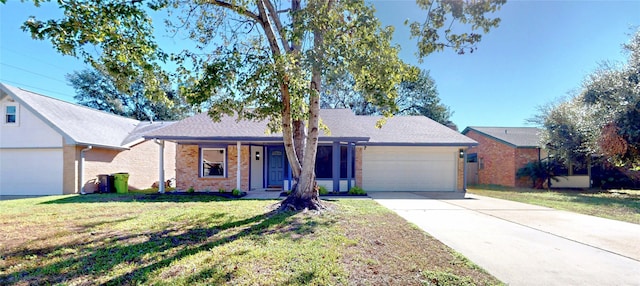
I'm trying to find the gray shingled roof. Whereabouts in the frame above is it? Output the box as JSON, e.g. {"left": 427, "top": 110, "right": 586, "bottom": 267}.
{"left": 145, "top": 109, "right": 477, "bottom": 146}
{"left": 462, "top": 126, "right": 542, "bottom": 148}
{"left": 1, "top": 83, "right": 170, "bottom": 149}
{"left": 144, "top": 109, "right": 369, "bottom": 141}
{"left": 355, "top": 115, "right": 477, "bottom": 145}
{"left": 121, "top": 121, "right": 176, "bottom": 146}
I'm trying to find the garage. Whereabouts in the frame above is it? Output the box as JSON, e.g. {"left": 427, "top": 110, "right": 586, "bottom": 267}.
{"left": 0, "top": 148, "right": 63, "bottom": 196}
{"left": 362, "top": 146, "right": 458, "bottom": 192}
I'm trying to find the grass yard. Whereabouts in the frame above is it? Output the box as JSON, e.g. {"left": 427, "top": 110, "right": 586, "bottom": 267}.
{"left": 0, "top": 194, "right": 501, "bottom": 285}
{"left": 468, "top": 185, "right": 640, "bottom": 224}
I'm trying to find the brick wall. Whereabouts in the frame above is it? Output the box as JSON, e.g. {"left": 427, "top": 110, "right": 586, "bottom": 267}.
{"left": 465, "top": 130, "right": 517, "bottom": 187}
{"left": 355, "top": 146, "right": 363, "bottom": 188}
{"left": 515, "top": 148, "right": 541, "bottom": 187}
{"left": 176, "top": 144, "right": 250, "bottom": 191}
{"left": 80, "top": 140, "right": 177, "bottom": 193}
{"left": 465, "top": 130, "right": 541, "bottom": 188}
{"left": 62, "top": 144, "right": 78, "bottom": 194}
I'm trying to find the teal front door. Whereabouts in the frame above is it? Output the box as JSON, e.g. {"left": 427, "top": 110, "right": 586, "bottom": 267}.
{"left": 267, "top": 147, "right": 285, "bottom": 188}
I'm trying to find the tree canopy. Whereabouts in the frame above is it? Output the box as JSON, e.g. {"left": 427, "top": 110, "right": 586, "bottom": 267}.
{"left": 321, "top": 70, "right": 454, "bottom": 126}
{"left": 15, "top": 0, "right": 505, "bottom": 210}
{"left": 532, "top": 29, "right": 640, "bottom": 171}
{"left": 67, "top": 68, "right": 191, "bottom": 121}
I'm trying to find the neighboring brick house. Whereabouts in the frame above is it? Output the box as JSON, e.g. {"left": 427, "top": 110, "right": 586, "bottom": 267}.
{"left": 144, "top": 110, "right": 477, "bottom": 193}
{"left": 0, "top": 83, "right": 176, "bottom": 196}
{"left": 462, "top": 127, "right": 543, "bottom": 188}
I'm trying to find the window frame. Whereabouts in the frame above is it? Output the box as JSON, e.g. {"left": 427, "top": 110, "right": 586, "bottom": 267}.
{"left": 315, "top": 146, "right": 333, "bottom": 179}
{"left": 3, "top": 103, "right": 19, "bottom": 126}
{"left": 314, "top": 145, "right": 355, "bottom": 179}
{"left": 200, "top": 147, "right": 227, "bottom": 178}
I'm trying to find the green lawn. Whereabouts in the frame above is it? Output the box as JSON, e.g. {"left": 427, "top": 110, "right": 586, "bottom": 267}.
{"left": 0, "top": 194, "right": 501, "bottom": 285}
{"left": 468, "top": 185, "right": 640, "bottom": 224}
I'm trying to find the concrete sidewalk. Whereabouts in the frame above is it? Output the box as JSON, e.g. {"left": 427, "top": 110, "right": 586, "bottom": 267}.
{"left": 370, "top": 192, "right": 640, "bottom": 286}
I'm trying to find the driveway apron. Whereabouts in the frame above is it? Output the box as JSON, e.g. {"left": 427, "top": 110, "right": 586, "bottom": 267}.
{"left": 370, "top": 192, "right": 640, "bottom": 286}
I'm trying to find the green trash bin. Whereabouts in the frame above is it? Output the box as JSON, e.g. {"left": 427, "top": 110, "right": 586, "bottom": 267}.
{"left": 113, "top": 173, "right": 130, "bottom": 194}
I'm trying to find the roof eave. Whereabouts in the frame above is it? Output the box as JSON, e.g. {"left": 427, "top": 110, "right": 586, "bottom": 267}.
{"left": 74, "top": 142, "right": 130, "bottom": 151}
{"left": 462, "top": 128, "right": 522, "bottom": 148}
{"left": 357, "top": 142, "right": 478, "bottom": 147}
{"left": 143, "top": 135, "right": 371, "bottom": 143}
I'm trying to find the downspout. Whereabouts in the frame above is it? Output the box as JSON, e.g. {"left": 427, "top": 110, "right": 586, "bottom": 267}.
{"left": 154, "top": 139, "right": 165, "bottom": 193}
{"left": 80, "top": 145, "right": 93, "bottom": 195}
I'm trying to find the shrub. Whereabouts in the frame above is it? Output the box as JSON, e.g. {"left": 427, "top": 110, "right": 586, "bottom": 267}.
{"left": 348, "top": 186, "right": 366, "bottom": 195}
{"left": 318, "top": 185, "right": 329, "bottom": 195}
{"left": 232, "top": 189, "right": 241, "bottom": 196}
{"left": 516, "top": 160, "right": 562, "bottom": 189}
{"left": 218, "top": 188, "right": 226, "bottom": 193}
{"left": 187, "top": 186, "right": 195, "bottom": 193}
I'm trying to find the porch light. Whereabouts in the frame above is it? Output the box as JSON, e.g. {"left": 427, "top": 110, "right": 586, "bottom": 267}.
{"left": 459, "top": 149, "right": 465, "bottom": 158}
{"left": 256, "top": 151, "right": 260, "bottom": 160}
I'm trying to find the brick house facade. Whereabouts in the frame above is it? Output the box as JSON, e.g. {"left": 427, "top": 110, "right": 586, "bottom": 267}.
{"left": 175, "top": 143, "right": 365, "bottom": 192}
{"left": 146, "top": 111, "right": 476, "bottom": 193}
{"left": 463, "top": 127, "right": 543, "bottom": 188}
{"left": 176, "top": 144, "right": 250, "bottom": 191}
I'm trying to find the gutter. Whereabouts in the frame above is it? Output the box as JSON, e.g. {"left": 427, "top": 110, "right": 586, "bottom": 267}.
{"left": 79, "top": 145, "right": 93, "bottom": 195}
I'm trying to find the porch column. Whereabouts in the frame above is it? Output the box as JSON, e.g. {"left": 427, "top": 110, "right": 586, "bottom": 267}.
{"left": 347, "top": 142, "right": 353, "bottom": 191}
{"left": 332, "top": 142, "right": 340, "bottom": 192}
{"left": 236, "top": 141, "right": 241, "bottom": 190}
{"left": 156, "top": 140, "right": 165, "bottom": 193}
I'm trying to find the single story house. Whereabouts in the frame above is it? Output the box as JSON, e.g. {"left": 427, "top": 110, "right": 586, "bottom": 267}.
{"left": 462, "top": 127, "right": 543, "bottom": 187}
{"left": 144, "top": 109, "right": 477, "bottom": 193}
{"left": 0, "top": 83, "right": 176, "bottom": 196}
{"left": 462, "top": 126, "right": 590, "bottom": 188}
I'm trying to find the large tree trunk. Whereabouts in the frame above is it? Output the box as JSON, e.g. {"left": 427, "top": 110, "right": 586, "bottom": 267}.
{"left": 280, "top": 89, "right": 323, "bottom": 211}
{"left": 255, "top": 0, "right": 303, "bottom": 181}
{"left": 279, "top": 0, "right": 328, "bottom": 211}
{"left": 289, "top": 0, "right": 305, "bottom": 192}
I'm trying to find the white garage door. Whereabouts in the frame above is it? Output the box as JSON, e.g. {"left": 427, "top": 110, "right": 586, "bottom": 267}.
{"left": 0, "top": 149, "right": 63, "bottom": 196}
{"left": 362, "top": 146, "right": 457, "bottom": 192}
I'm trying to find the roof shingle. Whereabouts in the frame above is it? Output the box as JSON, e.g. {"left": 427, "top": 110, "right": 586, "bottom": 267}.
{"left": 462, "top": 126, "right": 542, "bottom": 147}
{"left": 145, "top": 109, "right": 477, "bottom": 146}
{"left": 355, "top": 115, "right": 477, "bottom": 145}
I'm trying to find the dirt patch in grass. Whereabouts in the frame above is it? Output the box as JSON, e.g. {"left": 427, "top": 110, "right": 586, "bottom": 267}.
{"left": 340, "top": 207, "right": 497, "bottom": 285}
{"left": 0, "top": 194, "right": 501, "bottom": 285}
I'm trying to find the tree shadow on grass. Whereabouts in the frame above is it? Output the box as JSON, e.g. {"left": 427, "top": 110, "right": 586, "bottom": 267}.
{"left": 39, "top": 193, "right": 238, "bottom": 204}
{"left": 0, "top": 208, "right": 336, "bottom": 285}
{"left": 562, "top": 191, "right": 640, "bottom": 214}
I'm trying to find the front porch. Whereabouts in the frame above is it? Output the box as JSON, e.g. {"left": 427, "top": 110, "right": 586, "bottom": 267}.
{"left": 164, "top": 141, "right": 362, "bottom": 193}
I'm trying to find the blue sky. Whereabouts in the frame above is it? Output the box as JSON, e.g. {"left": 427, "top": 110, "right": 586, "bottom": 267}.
{"left": 1, "top": 0, "right": 638, "bottom": 130}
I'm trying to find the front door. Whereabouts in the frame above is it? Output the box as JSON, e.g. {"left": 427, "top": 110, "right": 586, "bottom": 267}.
{"left": 267, "top": 147, "right": 285, "bottom": 188}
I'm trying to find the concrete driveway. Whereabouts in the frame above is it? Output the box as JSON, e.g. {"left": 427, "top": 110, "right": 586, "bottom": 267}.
{"left": 370, "top": 192, "right": 640, "bottom": 286}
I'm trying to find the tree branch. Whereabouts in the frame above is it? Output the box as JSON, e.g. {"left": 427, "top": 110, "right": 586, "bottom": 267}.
{"left": 256, "top": 0, "right": 283, "bottom": 55}
{"left": 210, "top": 0, "right": 262, "bottom": 23}
{"left": 264, "top": 0, "right": 291, "bottom": 51}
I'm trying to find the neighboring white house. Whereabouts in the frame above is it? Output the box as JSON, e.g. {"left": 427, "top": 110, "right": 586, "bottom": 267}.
{"left": 143, "top": 109, "right": 477, "bottom": 194}
{"left": 0, "top": 83, "right": 176, "bottom": 196}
